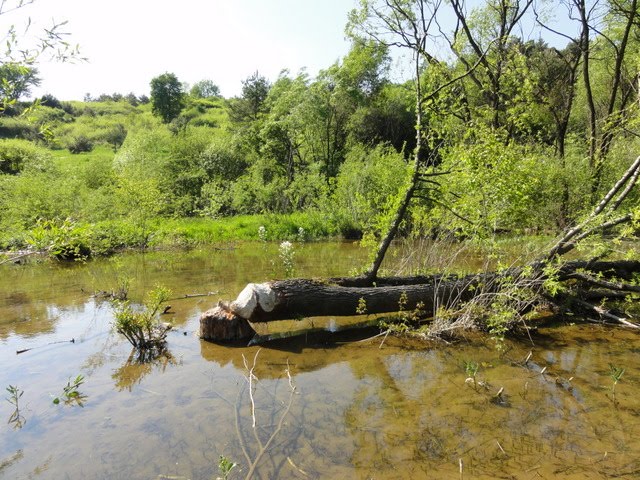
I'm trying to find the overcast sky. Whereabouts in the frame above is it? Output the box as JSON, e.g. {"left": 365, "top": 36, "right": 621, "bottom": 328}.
{"left": 2, "top": 0, "right": 357, "bottom": 100}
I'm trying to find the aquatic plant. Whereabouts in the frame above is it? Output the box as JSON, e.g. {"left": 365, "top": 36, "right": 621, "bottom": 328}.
{"left": 5, "top": 385, "right": 22, "bottom": 408}
{"left": 217, "top": 455, "right": 236, "bottom": 480}
{"left": 356, "top": 297, "right": 367, "bottom": 315}
{"left": 52, "top": 375, "right": 86, "bottom": 406}
{"left": 5, "top": 385, "right": 25, "bottom": 428}
{"left": 296, "top": 226, "right": 306, "bottom": 243}
{"left": 112, "top": 285, "right": 172, "bottom": 355}
{"left": 463, "top": 360, "right": 479, "bottom": 390}
{"left": 258, "top": 225, "right": 267, "bottom": 243}
{"left": 609, "top": 364, "right": 625, "bottom": 404}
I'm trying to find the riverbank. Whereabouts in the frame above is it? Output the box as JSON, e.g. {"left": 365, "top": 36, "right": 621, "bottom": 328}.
{"left": 0, "top": 211, "right": 346, "bottom": 260}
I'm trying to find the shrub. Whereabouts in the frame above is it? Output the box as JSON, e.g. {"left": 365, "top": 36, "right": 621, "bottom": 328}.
{"left": 67, "top": 135, "right": 94, "bottom": 154}
{"left": 112, "top": 285, "right": 172, "bottom": 358}
{"left": 329, "top": 143, "right": 410, "bottom": 235}
{"left": 0, "top": 117, "right": 38, "bottom": 140}
{"left": 25, "top": 218, "right": 91, "bottom": 260}
{"left": 0, "top": 139, "right": 51, "bottom": 174}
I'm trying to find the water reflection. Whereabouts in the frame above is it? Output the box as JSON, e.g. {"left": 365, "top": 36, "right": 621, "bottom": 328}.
{"left": 112, "top": 349, "right": 178, "bottom": 391}
{"left": 2, "top": 243, "right": 640, "bottom": 478}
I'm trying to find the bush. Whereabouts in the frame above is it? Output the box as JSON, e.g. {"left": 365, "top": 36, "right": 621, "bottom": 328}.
{"left": 329, "top": 143, "right": 410, "bottom": 235}
{"left": 0, "top": 117, "right": 38, "bottom": 140}
{"left": 67, "top": 135, "right": 95, "bottom": 154}
{"left": 25, "top": 218, "right": 92, "bottom": 260}
{"left": 0, "top": 139, "right": 52, "bottom": 174}
{"left": 112, "top": 285, "right": 172, "bottom": 356}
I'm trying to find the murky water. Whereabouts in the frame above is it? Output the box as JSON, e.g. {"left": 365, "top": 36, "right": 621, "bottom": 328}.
{"left": 1, "top": 242, "right": 640, "bottom": 479}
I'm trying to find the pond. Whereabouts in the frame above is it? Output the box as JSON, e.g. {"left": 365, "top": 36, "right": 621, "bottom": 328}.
{"left": 1, "top": 242, "right": 640, "bottom": 479}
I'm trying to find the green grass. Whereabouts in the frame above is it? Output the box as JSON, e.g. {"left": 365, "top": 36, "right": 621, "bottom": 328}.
{"left": 0, "top": 211, "right": 342, "bottom": 255}
{"left": 50, "top": 145, "right": 115, "bottom": 172}
{"left": 150, "top": 211, "right": 339, "bottom": 246}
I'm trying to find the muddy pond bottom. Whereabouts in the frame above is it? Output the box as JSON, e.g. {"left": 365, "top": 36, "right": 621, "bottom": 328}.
{"left": 1, "top": 244, "right": 639, "bottom": 479}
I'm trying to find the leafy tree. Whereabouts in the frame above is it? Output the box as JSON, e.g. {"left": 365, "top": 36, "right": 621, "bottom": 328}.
{"left": 0, "top": 63, "right": 40, "bottom": 102}
{"left": 190, "top": 79, "right": 220, "bottom": 98}
{"left": 40, "top": 93, "right": 62, "bottom": 109}
{"left": 0, "top": 1, "right": 83, "bottom": 112}
{"left": 150, "top": 72, "right": 185, "bottom": 123}
{"left": 229, "top": 71, "right": 271, "bottom": 122}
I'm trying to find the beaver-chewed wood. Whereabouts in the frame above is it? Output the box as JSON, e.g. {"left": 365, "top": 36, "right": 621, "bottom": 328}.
{"left": 199, "top": 275, "right": 491, "bottom": 341}
{"left": 199, "top": 302, "right": 256, "bottom": 341}
{"left": 199, "top": 260, "right": 640, "bottom": 342}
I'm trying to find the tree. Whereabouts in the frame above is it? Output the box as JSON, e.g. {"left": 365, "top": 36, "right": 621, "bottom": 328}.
{"left": 190, "top": 79, "right": 220, "bottom": 98}
{"left": 150, "top": 72, "right": 185, "bottom": 123}
{"left": 229, "top": 71, "right": 271, "bottom": 122}
{"left": 348, "top": 0, "right": 486, "bottom": 281}
{"left": 0, "top": 0, "right": 82, "bottom": 112}
{"left": 0, "top": 63, "right": 40, "bottom": 102}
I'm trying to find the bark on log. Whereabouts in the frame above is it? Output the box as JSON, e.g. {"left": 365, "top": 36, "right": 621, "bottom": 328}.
{"left": 200, "top": 260, "right": 640, "bottom": 342}
{"left": 200, "top": 276, "right": 480, "bottom": 341}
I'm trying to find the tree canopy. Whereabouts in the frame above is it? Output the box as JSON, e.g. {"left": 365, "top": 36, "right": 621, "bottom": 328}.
{"left": 150, "top": 72, "right": 185, "bottom": 123}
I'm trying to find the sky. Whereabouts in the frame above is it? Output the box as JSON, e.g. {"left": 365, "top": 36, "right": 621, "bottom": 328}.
{"left": 2, "top": 0, "right": 357, "bottom": 100}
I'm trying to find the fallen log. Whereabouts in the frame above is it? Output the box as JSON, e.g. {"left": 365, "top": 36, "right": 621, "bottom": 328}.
{"left": 200, "top": 276, "right": 478, "bottom": 341}
{"left": 199, "top": 260, "right": 640, "bottom": 341}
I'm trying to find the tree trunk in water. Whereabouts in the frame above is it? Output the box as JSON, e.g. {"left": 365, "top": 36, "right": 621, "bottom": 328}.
{"left": 200, "top": 261, "right": 640, "bottom": 341}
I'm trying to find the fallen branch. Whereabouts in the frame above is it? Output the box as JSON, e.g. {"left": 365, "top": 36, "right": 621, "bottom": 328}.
{"left": 0, "top": 250, "right": 42, "bottom": 266}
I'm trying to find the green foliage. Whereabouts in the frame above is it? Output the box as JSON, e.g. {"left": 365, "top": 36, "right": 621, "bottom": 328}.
{"left": 0, "top": 116, "right": 39, "bottom": 140}
{"left": 0, "top": 139, "right": 51, "bottom": 174}
{"left": 104, "top": 123, "right": 127, "bottom": 151}
{"left": 189, "top": 79, "right": 220, "bottom": 99}
{"left": 5, "top": 383, "right": 22, "bottom": 405}
{"left": 464, "top": 360, "right": 479, "bottom": 379}
{"left": 112, "top": 285, "right": 172, "bottom": 352}
{"left": 150, "top": 72, "right": 185, "bottom": 123}
{"left": 26, "top": 218, "right": 91, "bottom": 260}
{"left": 330, "top": 143, "right": 409, "bottom": 237}
{"left": 67, "top": 134, "right": 94, "bottom": 154}
{"left": 5, "top": 384, "right": 25, "bottom": 428}
{"left": 230, "top": 71, "right": 270, "bottom": 122}
{"left": 217, "top": 455, "right": 236, "bottom": 480}
{"left": 431, "top": 127, "right": 563, "bottom": 236}
{"left": 52, "top": 375, "right": 86, "bottom": 406}
{"left": 609, "top": 364, "right": 625, "bottom": 388}
{"left": 0, "top": 62, "right": 40, "bottom": 103}
{"left": 609, "top": 364, "right": 625, "bottom": 404}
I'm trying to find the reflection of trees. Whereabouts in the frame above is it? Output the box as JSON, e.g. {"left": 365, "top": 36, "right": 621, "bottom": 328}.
{"left": 112, "top": 349, "right": 177, "bottom": 391}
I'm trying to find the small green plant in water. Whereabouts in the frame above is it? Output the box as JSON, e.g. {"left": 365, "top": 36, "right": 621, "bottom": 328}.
{"left": 356, "top": 297, "right": 367, "bottom": 315}
{"left": 296, "top": 226, "right": 306, "bottom": 243}
{"left": 463, "top": 360, "right": 479, "bottom": 390}
{"left": 112, "top": 285, "right": 172, "bottom": 354}
{"left": 217, "top": 454, "right": 236, "bottom": 480}
{"left": 52, "top": 375, "right": 86, "bottom": 406}
{"left": 5, "top": 385, "right": 22, "bottom": 408}
{"left": 279, "top": 240, "right": 295, "bottom": 278}
{"left": 6, "top": 385, "right": 25, "bottom": 428}
{"left": 609, "top": 364, "right": 625, "bottom": 404}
